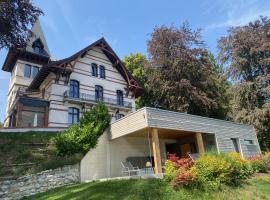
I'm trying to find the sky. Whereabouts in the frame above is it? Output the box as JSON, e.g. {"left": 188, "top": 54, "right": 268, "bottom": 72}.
{"left": 0, "top": 0, "right": 270, "bottom": 123}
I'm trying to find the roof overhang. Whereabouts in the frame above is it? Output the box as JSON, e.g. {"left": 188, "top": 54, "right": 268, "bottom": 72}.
{"left": 110, "top": 107, "right": 256, "bottom": 140}
{"left": 2, "top": 48, "right": 50, "bottom": 72}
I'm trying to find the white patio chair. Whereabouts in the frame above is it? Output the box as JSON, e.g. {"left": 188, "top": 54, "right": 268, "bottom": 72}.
{"left": 121, "top": 161, "right": 141, "bottom": 177}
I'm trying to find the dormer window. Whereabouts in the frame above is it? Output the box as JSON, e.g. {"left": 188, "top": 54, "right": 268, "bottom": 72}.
{"left": 33, "top": 45, "right": 41, "bottom": 53}
{"left": 32, "top": 39, "right": 44, "bottom": 54}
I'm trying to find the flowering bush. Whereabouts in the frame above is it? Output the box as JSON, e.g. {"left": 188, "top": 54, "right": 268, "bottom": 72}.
{"left": 264, "top": 152, "right": 270, "bottom": 158}
{"left": 165, "top": 154, "right": 196, "bottom": 187}
{"left": 165, "top": 152, "right": 269, "bottom": 190}
{"left": 194, "top": 153, "right": 231, "bottom": 186}
{"left": 226, "top": 152, "right": 253, "bottom": 184}
{"left": 247, "top": 156, "right": 269, "bottom": 173}
{"left": 172, "top": 168, "right": 197, "bottom": 188}
{"left": 164, "top": 160, "right": 177, "bottom": 182}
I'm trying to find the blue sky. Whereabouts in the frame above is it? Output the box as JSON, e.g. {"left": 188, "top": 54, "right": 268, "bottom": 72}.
{"left": 0, "top": 0, "right": 270, "bottom": 123}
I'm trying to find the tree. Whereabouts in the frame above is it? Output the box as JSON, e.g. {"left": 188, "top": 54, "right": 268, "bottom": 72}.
{"left": 218, "top": 16, "right": 270, "bottom": 150}
{"left": 146, "top": 23, "right": 228, "bottom": 118}
{"left": 123, "top": 53, "right": 156, "bottom": 109}
{"left": 0, "top": 0, "right": 43, "bottom": 49}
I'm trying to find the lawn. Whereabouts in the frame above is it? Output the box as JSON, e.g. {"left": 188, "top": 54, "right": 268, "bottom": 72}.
{"left": 26, "top": 173, "right": 270, "bottom": 200}
{"left": 0, "top": 131, "right": 82, "bottom": 178}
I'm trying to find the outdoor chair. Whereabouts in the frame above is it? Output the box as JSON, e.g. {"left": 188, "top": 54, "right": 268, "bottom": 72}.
{"left": 121, "top": 161, "right": 141, "bottom": 177}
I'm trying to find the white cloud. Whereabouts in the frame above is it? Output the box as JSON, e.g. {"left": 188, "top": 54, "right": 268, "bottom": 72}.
{"left": 204, "top": 0, "right": 270, "bottom": 31}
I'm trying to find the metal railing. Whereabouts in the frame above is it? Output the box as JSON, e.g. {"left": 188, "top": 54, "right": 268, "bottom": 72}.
{"left": 64, "top": 90, "right": 132, "bottom": 108}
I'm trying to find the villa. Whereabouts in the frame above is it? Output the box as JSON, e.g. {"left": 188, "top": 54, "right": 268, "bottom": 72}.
{"left": 1, "top": 21, "right": 261, "bottom": 181}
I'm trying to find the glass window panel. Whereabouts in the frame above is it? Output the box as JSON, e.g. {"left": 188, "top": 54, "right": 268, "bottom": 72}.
{"left": 100, "top": 66, "right": 105, "bottom": 78}
{"left": 21, "top": 111, "right": 44, "bottom": 127}
{"left": 117, "top": 90, "right": 124, "bottom": 105}
{"left": 24, "top": 64, "right": 31, "bottom": 78}
{"left": 95, "top": 85, "right": 103, "bottom": 101}
{"left": 69, "top": 80, "right": 79, "bottom": 98}
{"left": 68, "top": 107, "right": 79, "bottom": 126}
{"left": 32, "top": 66, "right": 39, "bottom": 78}
{"left": 92, "top": 63, "right": 98, "bottom": 77}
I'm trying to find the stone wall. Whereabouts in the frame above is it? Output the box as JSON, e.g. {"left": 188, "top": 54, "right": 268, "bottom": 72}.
{"left": 0, "top": 164, "right": 80, "bottom": 200}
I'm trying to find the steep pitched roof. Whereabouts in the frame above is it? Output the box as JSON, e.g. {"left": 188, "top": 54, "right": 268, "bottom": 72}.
{"left": 28, "top": 38, "right": 144, "bottom": 97}
{"left": 2, "top": 20, "right": 50, "bottom": 72}
{"left": 25, "top": 19, "right": 50, "bottom": 57}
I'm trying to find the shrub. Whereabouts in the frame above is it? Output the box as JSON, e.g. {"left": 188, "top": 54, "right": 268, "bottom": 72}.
{"left": 194, "top": 153, "right": 231, "bottom": 186}
{"left": 226, "top": 153, "right": 253, "bottom": 184}
{"left": 247, "top": 156, "right": 269, "bottom": 173}
{"left": 166, "top": 152, "right": 267, "bottom": 190}
{"left": 194, "top": 152, "right": 251, "bottom": 187}
{"left": 172, "top": 168, "right": 197, "bottom": 188}
{"left": 174, "top": 158, "right": 194, "bottom": 170}
{"left": 164, "top": 160, "right": 177, "bottom": 182}
{"left": 264, "top": 152, "right": 270, "bottom": 158}
{"left": 165, "top": 155, "right": 196, "bottom": 187}
{"left": 54, "top": 103, "right": 110, "bottom": 156}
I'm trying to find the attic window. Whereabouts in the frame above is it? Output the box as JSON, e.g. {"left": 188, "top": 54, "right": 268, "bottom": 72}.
{"left": 32, "top": 39, "right": 44, "bottom": 54}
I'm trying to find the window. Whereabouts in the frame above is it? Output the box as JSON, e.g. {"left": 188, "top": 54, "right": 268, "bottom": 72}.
{"left": 115, "top": 113, "right": 125, "bottom": 120}
{"left": 100, "top": 65, "right": 106, "bottom": 79}
{"left": 231, "top": 138, "right": 240, "bottom": 153}
{"left": 92, "top": 63, "right": 98, "bottom": 77}
{"left": 24, "top": 64, "right": 39, "bottom": 78}
{"left": 31, "top": 66, "right": 39, "bottom": 78}
{"left": 33, "top": 46, "right": 42, "bottom": 54}
{"left": 69, "top": 80, "right": 80, "bottom": 98}
{"left": 244, "top": 140, "right": 254, "bottom": 145}
{"left": 68, "top": 107, "right": 79, "bottom": 125}
{"left": 95, "top": 85, "right": 103, "bottom": 101}
{"left": 24, "top": 64, "right": 31, "bottom": 78}
{"left": 32, "top": 39, "right": 44, "bottom": 54}
{"left": 21, "top": 106, "right": 46, "bottom": 127}
{"left": 117, "top": 90, "right": 124, "bottom": 106}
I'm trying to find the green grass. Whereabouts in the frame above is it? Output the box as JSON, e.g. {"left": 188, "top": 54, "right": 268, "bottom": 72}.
{"left": 25, "top": 173, "right": 270, "bottom": 200}
{"left": 0, "top": 131, "right": 82, "bottom": 177}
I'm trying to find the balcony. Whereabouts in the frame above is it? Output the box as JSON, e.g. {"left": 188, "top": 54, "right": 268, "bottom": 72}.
{"left": 63, "top": 90, "right": 132, "bottom": 109}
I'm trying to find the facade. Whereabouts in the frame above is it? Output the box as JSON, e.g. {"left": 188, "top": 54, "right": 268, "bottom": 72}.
{"left": 2, "top": 21, "right": 142, "bottom": 128}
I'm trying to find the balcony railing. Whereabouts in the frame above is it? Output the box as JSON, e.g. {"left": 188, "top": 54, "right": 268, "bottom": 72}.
{"left": 64, "top": 90, "right": 132, "bottom": 109}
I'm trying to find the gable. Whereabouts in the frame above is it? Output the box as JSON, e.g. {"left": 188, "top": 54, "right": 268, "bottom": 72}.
{"left": 28, "top": 38, "right": 143, "bottom": 97}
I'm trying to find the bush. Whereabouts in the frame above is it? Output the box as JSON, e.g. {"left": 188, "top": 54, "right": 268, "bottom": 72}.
{"left": 226, "top": 153, "right": 253, "bottom": 185}
{"left": 247, "top": 156, "right": 269, "bottom": 173}
{"left": 165, "top": 154, "right": 196, "bottom": 187}
{"left": 193, "top": 153, "right": 231, "bottom": 187}
{"left": 193, "top": 152, "right": 252, "bottom": 187}
{"left": 164, "top": 160, "right": 177, "bottom": 182}
{"left": 54, "top": 103, "right": 110, "bottom": 156}
{"left": 172, "top": 168, "right": 197, "bottom": 188}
